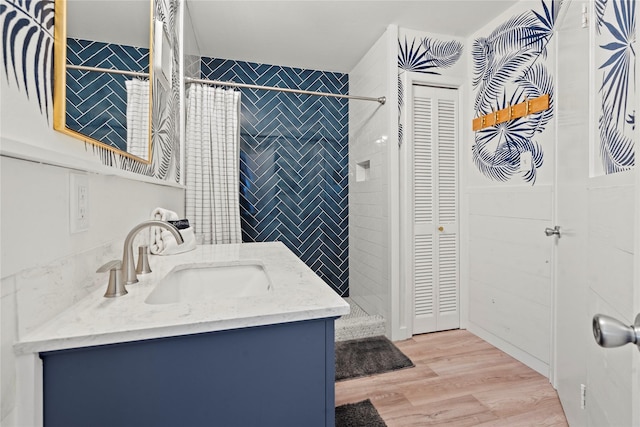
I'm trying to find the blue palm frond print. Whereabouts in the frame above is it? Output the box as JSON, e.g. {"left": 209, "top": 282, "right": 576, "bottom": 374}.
{"left": 484, "top": 11, "right": 543, "bottom": 55}
{"left": 421, "top": 38, "right": 463, "bottom": 69}
{"left": 473, "top": 92, "right": 544, "bottom": 183}
{"left": 472, "top": 16, "right": 542, "bottom": 91}
{"left": 398, "top": 75, "right": 404, "bottom": 110}
{"left": 531, "top": 0, "right": 562, "bottom": 37}
{"left": 472, "top": 139, "right": 521, "bottom": 182}
{"left": 476, "top": 92, "right": 538, "bottom": 145}
{"left": 529, "top": 0, "right": 562, "bottom": 51}
{"left": 473, "top": 130, "right": 545, "bottom": 183}
{"left": 152, "top": 76, "right": 172, "bottom": 179}
{"left": 599, "top": 0, "right": 635, "bottom": 127}
{"left": 398, "top": 37, "right": 434, "bottom": 73}
{"left": 397, "top": 34, "right": 462, "bottom": 147}
{"left": 514, "top": 63, "right": 555, "bottom": 132}
{"left": 471, "top": 0, "right": 558, "bottom": 184}
{"left": 472, "top": 4, "right": 559, "bottom": 89}
{"left": 472, "top": 38, "right": 493, "bottom": 88}
{"left": 398, "top": 74, "right": 404, "bottom": 145}
{"left": 533, "top": 0, "right": 562, "bottom": 30}
{"left": 599, "top": 104, "right": 635, "bottom": 173}
{"left": 596, "top": 0, "right": 636, "bottom": 174}
{"left": 1, "top": 0, "right": 54, "bottom": 118}
{"left": 626, "top": 111, "right": 635, "bottom": 129}
{"left": 595, "top": 0, "right": 609, "bottom": 34}
{"left": 474, "top": 49, "right": 536, "bottom": 113}
{"left": 398, "top": 36, "right": 463, "bottom": 74}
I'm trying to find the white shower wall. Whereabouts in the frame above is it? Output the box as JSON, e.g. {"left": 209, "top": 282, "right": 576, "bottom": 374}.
{"left": 348, "top": 25, "right": 398, "bottom": 336}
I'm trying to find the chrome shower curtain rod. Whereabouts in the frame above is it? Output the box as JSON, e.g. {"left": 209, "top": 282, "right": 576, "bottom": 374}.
{"left": 66, "top": 64, "right": 149, "bottom": 79}
{"left": 65, "top": 65, "right": 386, "bottom": 104}
{"left": 186, "top": 77, "right": 386, "bottom": 105}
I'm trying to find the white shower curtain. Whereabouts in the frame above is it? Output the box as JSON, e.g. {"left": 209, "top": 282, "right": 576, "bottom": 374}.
{"left": 125, "top": 78, "right": 150, "bottom": 159}
{"left": 185, "top": 84, "right": 242, "bottom": 244}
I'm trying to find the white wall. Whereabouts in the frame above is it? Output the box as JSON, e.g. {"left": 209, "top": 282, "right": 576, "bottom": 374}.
{"left": 466, "top": 185, "right": 553, "bottom": 374}
{"left": 348, "top": 1, "right": 559, "bottom": 377}
{"left": 463, "top": 0, "right": 557, "bottom": 376}
{"left": 0, "top": 7, "right": 184, "bottom": 424}
{"left": 0, "top": 156, "right": 184, "bottom": 426}
{"left": 348, "top": 25, "right": 397, "bottom": 334}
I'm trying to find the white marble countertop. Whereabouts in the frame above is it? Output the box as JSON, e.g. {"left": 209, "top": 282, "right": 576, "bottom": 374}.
{"left": 15, "top": 242, "right": 350, "bottom": 355}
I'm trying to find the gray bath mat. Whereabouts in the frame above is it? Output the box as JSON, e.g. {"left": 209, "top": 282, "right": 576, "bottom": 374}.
{"left": 335, "top": 399, "right": 387, "bottom": 427}
{"left": 335, "top": 335, "right": 414, "bottom": 381}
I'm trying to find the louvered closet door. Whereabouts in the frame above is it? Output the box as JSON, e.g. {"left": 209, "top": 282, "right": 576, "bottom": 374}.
{"left": 412, "top": 85, "right": 459, "bottom": 334}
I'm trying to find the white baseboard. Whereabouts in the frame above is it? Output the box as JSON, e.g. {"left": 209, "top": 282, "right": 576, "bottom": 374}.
{"left": 467, "top": 322, "right": 550, "bottom": 379}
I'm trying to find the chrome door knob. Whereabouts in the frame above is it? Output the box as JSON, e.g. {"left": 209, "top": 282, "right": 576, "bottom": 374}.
{"left": 544, "top": 226, "right": 561, "bottom": 237}
{"left": 593, "top": 313, "right": 640, "bottom": 350}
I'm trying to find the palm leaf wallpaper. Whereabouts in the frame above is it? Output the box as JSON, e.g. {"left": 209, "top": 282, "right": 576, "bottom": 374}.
{"left": 596, "top": 0, "right": 635, "bottom": 174}
{"left": 595, "top": 0, "right": 609, "bottom": 34}
{"left": 471, "top": 0, "right": 560, "bottom": 184}
{"left": 397, "top": 34, "right": 464, "bottom": 145}
{"left": 599, "top": 105, "right": 635, "bottom": 172}
{"left": 151, "top": 0, "right": 180, "bottom": 182}
{"left": 1, "top": 0, "right": 54, "bottom": 119}
{"left": 0, "top": 0, "right": 180, "bottom": 182}
{"left": 398, "top": 36, "right": 463, "bottom": 74}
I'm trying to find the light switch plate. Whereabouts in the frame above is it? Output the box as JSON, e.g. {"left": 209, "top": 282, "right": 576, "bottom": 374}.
{"left": 70, "top": 173, "right": 89, "bottom": 233}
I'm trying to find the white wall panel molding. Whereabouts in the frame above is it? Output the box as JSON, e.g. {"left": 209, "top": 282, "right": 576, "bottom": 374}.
{"left": 467, "top": 321, "right": 550, "bottom": 377}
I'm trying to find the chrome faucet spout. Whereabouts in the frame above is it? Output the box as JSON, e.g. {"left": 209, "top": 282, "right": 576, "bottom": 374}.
{"left": 122, "top": 220, "right": 184, "bottom": 285}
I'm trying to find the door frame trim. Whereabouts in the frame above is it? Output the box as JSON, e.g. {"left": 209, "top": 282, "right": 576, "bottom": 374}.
{"left": 633, "top": 4, "right": 640, "bottom": 420}
{"left": 396, "top": 71, "right": 466, "bottom": 340}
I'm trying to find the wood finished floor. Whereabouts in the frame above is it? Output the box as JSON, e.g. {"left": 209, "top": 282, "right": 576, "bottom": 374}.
{"left": 335, "top": 330, "right": 568, "bottom": 426}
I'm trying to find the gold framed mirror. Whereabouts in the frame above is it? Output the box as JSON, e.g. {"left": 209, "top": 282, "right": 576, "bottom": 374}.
{"left": 53, "top": 0, "right": 153, "bottom": 163}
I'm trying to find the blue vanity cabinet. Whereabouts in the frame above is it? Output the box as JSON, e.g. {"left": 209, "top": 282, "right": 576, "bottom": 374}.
{"left": 41, "top": 318, "right": 336, "bottom": 427}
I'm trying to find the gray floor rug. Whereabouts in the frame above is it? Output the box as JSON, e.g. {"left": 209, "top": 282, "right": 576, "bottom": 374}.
{"left": 335, "top": 399, "right": 387, "bottom": 427}
{"left": 335, "top": 335, "right": 414, "bottom": 381}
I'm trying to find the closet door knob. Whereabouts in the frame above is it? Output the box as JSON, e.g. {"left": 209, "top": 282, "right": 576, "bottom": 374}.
{"left": 544, "top": 226, "right": 561, "bottom": 237}
{"left": 438, "top": 226, "right": 444, "bottom": 232}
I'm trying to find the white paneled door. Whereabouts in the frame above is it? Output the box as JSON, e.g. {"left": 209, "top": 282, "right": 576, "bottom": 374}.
{"left": 410, "top": 84, "right": 459, "bottom": 335}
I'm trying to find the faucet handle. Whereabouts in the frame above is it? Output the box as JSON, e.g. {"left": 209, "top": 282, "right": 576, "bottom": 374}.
{"left": 97, "top": 260, "right": 128, "bottom": 298}
{"left": 97, "top": 259, "right": 122, "bottom": 273}
{"left": 136, "top": 245, "right": 152, "bottom": 275}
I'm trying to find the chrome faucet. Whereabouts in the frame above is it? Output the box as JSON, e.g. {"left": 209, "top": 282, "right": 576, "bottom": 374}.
{"left": 122, "top": 220, "right": 184, "bottom": 285}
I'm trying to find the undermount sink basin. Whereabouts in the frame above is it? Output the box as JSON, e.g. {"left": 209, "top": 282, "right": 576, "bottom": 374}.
{"left": 145, "top": 262, "right": 272, "bottom": 305}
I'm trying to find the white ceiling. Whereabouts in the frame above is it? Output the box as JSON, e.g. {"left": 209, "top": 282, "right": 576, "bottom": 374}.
{"left": 185, "top": 1, "right": 519, "bottom": 73}
{"left": 67, "top": 1, "right": 151, "bottom": 49}
{"left": 67, "top": 0, "right": 520, "bottom": 74}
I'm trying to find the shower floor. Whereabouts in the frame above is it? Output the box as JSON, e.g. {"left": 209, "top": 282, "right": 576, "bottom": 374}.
{"left": 334, "top": 298, "right": 386, "bottom": 342}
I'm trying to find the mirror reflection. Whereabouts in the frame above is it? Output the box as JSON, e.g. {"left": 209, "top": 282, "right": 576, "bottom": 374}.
{"left": 53, "top": 0, "right": 152, "bottom": 162}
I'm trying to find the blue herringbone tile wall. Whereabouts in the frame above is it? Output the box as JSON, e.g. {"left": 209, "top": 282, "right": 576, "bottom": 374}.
{"left": 66, "top": 38, "right": 149, "bottom": 151}
{"left": 201, "top": 58, "right": 349, "bottom": 296}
